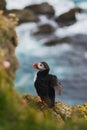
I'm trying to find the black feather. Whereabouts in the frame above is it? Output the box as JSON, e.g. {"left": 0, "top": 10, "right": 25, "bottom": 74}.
{"left": 34, "top": 68, "right": 62, "bottom": 107}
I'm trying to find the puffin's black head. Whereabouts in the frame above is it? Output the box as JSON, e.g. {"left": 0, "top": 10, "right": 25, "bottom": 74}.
{"left": 33, "top": 62, "right": 50, "bottom": 71}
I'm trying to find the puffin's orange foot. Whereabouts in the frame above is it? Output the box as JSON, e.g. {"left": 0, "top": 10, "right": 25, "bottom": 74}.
{"left": 38, "top": 100, "right": 44, "bottom": 104}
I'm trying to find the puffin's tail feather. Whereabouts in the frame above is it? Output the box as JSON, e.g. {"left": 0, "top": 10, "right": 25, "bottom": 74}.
{"left": 56, "top": 82, "right": 62, "bottom": 95}
{"left": 52, "top": 75, "right": 62, "bottom": 95}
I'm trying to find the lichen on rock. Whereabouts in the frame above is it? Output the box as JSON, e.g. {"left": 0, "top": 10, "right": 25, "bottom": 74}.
{"left": 23, "top": 94, "right": 87, "bottom": 122}
{"left": 0, "top": 14, "right": 19, "bottom": 80}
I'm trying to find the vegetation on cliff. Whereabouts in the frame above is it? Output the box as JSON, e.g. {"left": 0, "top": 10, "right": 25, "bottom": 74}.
{"left": 0, "top": 65, "right": 87, "bottom": 130}
{"left": 0, "top": 8, "right": 87, "bottom": 130}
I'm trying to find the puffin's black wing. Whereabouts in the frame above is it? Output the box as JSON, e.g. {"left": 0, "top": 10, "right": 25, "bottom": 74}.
{"left": 34, "top": 75, "right": 55, "bottom": 107}
{"left": 48, "top": 84, "right": 55, "bottom": 107}
{"left": 50, "top": 75, "right": 62, "bottom": 95}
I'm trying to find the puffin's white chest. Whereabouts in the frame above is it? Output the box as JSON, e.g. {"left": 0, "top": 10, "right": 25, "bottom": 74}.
{"left": 34, "top": 73, "right": 37, "bottom": 83}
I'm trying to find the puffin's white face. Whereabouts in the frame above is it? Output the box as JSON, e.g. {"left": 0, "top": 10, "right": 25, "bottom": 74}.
{"left": 33, "top": 61, "right": 50, "bottom": 71}
{"left": 37, "top": 62, "right": 45, "bottom": 70}
{"left": 33, "top": 62, "right": 46, "bottom": 71}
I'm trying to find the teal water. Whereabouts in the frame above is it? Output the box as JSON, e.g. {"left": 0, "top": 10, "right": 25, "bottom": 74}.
{"left": 73, "top": 0, "right": 87, "bottom": 3}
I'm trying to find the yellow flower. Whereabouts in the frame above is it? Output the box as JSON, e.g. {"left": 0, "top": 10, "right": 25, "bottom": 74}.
{"left": 79, "top": 106, "right": 86, "bottom": 112}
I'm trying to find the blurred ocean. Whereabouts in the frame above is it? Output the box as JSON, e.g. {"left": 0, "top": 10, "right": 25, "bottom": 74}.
{"left": 6, "top": 0, "right": 87, "bottom": 105}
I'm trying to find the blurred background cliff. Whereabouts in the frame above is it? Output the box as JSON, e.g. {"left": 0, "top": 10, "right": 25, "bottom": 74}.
{"left": 2, "top": 0, "right": 87, "bottom": 105}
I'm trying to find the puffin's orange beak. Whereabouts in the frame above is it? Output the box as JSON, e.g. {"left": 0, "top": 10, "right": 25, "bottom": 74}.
{"left": 33, "top": 63, "right": 38, "bottom": 69}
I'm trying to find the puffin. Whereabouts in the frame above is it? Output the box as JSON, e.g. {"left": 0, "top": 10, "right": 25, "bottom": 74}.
{"left": 33, "top": 61, "right": 62, "bottom": 107}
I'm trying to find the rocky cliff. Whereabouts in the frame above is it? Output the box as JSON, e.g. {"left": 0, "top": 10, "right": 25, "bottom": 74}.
{"left": 0, "top": 12, "right": 18, "bottom": 83}
{"left": 0, "top": 0, "right": 6, "bottom": 10}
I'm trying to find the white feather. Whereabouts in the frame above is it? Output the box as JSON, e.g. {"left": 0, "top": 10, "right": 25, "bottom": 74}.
{"left": 34, "top": 73, "right": 37, "bottom": 83}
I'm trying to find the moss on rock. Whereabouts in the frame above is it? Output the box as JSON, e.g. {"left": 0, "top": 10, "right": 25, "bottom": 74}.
{"left": 0, "top": 14, "right": 18, "bottom": 78}
{"left": 23, "top": 94, "right": 87, "bottom": 121}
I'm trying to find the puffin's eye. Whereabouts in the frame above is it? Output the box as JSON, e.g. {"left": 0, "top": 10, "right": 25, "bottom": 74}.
{"left": 40, "top": 64, "right": 43, "bottom": 66}
{"left": 38, "top": 63, "right": 44, "bottom": 69}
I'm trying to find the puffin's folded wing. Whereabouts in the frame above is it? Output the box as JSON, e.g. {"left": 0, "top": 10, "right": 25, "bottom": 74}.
{"left": 56, "top": 81, "right": 62, "bottom": 95}
{"left": 51, "top": 75, "right": 62, "bottom": 95}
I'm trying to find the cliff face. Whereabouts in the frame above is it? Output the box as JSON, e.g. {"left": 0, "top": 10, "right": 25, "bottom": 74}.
{"left": 0, "top": 12, "right": 19, "bottom": 80}
{"left": 0, "top": 0, "right": 6, "bottom": 10}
